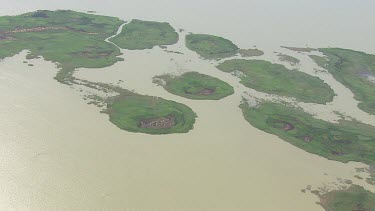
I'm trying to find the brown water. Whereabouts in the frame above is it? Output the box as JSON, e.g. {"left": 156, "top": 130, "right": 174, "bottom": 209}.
{"left": 1, "top": 1, "right": 375, "bottom": 210}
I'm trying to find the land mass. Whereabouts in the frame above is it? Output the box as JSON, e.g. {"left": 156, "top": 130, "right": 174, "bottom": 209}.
{"left": 240, "top": 101, "right": 375, "bottom": 167}
{"left": 316, "top": 185, "right": 375, "bottom": 211}
{"left": 106, "top": 93, "right": 196, "bottom": 134}
{"left": 0, "top": 10, "right": 125, "bottom": 84}
{"left": 154, "top": 72, "right": 234, "bottom": 100}
{"left": 217, "top": 59, "right": 335, "bottom": 104}
{"left": 110, "top": 19, "right": 179, "bottom": 50}
{"left": 311, "top": 48, "right": 375, "bottom": 115}
{"left": 185, "top": 33, "right": 239, "bottom": 59}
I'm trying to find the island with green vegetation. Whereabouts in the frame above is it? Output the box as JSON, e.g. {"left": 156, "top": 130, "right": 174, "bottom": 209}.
{"left": 106, "top": 93, "right": 196, "bottom": 134}
{"left": 277, "top": 53, "right": 300, "bottom": 65}
{"left": 185, "top": 33, "right": 239, "bottom": 59}
{"left": 281, "top": 46, "right": 317, "bottom": 52}
{"left": 315, "top": 185, "right": 375, "bottom": 211}
{"left": 154, "top": 72, "right": 234, "bottom": 100}
{"left": 240, "top": 101, "right": 375, "bottom": 166}
{"left": 217, "top": 59, "right": 335, "bottom": 104}
{"left": 311, "top": 48, "right": 375, "bottom": 115}
{"left": 110, "top": 19, "right": 179, "bottom": 50}
{"left": 0, "top": 10, "right": 125, "bottom": 84}
{"left": 238, "top": 48, "right": 264, "bottom": 57}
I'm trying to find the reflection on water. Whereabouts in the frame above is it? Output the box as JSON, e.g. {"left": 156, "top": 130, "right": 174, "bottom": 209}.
{"left": 1, "top": 1, "right": 375, "bottom": 210}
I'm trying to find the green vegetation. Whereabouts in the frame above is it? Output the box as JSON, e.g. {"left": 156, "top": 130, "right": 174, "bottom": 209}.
{"left": 278, "top": 53, "right": 300, "bottom": 65}
{"left": 317, "top": 185, "right": 375, "bottom": 211}
{"left": 312, "top": 48, "right": 375, "bottom": 115}
{"left": 155, "top": 72, "right": 234, "bottom": 100}
{"left": 185, "top": 33, "right": 239, "bottom": 59}
{"left": 238, "top": 48, "right": 264, "bottom": 57}
{"left": 217, "top": 59, "right": 335, "bottom": 104}
{"left": 106, "top": 94, "right": 196, "bottom": 134}
{"left": 110, "top": 19, "right": 179, "bottom": 50}
{"left": 0, "top": 10, "right": 124, "bottom": 84}
{"left": 281, "top": 46, "right": 317, "bottom": 52}
{"left": 240, "top": 101, "right": 375, "bottom": 166}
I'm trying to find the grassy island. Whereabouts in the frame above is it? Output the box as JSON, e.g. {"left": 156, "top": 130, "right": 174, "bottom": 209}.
{"left": 0, "top": 10, "right": 125, "bottom": 84}
{"left": 240, "top": 101, "right": 375, "bottom": 166}
{"left": 238, "top": 48, "right": 264, "bottom": 57}
{"left": 277, "top": 53, "right": 300, "bottom": 65}
{"left": 154, "top": 72, "right": 234, "bottom": 100}
{"left": 110, "top": 19, "right": 179, "bottom": 50}
{"left": 106, "top": 94, "right": 196, "bottom": 134}
{"left": 217, "top": 59, "right": 335, "bottom": 104}
{"left": 185, "top": 33, "right": 239, "bottom": 59}
{"left": 316, "top": 185, "right": 375, "bottom": 211}
{"left": 311, "top": 48, "right": 375, "bottom": 115}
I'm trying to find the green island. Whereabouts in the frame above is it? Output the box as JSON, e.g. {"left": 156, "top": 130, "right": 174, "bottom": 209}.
{"left": 315, "top": 185, "right": 375, "bottom": 211}
{"left": 240, "top": 101, "right": 375, "bottom": 166}
{"left": 0, "top": 10, "right": 125, "bottom": 84}
{"left": 185, "top": 33, "right": 239, "bottom": 59}
{"left": 105, "top": 93, "right": 196, "bottom": 134}
{"left": 277, "top": 53, "right": 300, "bottom": 65}
{"left": 154, "top": 72, "right": 234, "bottom": 100}
{"left": 238, "top": 48, "right": 264, "bottom": 57}
{"left": 281, "top": 46, "right": 317, "bottom": 52}
{"left": 217, "top": 59, "right": 335, "bottom": 104}
{"left": 110, "top": 19, "right": 179, "bottom": 50}
{"left": 311, "top": 48, "right": 375, "bottom": 115}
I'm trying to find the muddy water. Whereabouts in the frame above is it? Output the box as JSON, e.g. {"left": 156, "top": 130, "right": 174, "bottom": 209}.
{"left": 1, "top": 1, "right": 375, "bottom": 210}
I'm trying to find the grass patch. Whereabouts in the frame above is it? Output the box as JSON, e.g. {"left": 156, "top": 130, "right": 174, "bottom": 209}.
{"left": 281, "top": 46, "right": 317, "bottom": 52}
{"left": 217, "top": 59, "right": 335, "bottom": 104}
{"left": 106, "top": 94, "right": 196, "bottom": 134}
{"left": 240, "top": 101, "right": 375, "bottom": 166}
{"left": 185, "top": 33, "right": 239, "bottom": 59}
{"left": 238, "top": 48, "right": 264, "bottom": 57}
{"left": 0, "top": 10, "right": 124, "bottom": 84}
{"left": 277, "top": 53, "right": 300, "bottom": 65}
{"left": 316, "top": 185, "right": 375, "bottom": 211}
{"left": 155, "top": 72, "right": 234, "bottom": 100}
{"left": 311, "top": 48, "right": 375, "bottom": 115}
{"left": 110, "top": 19, "right": 179, "bottom": 50}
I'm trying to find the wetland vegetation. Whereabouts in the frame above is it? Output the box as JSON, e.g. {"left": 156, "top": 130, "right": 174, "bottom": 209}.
{"left": 0, "top": 10, "right": 124, "bottom": 84}
{"left": 240, "top": 101, "right": 375, "bottom": 167}
{"left": 110, "top": 19, "right": 179, "bottom": 50}
{"left": 106, "top": 93, "right": 196, "bottom": 134}
{"left": 316, "top": 185, "right": 375, "bottom": 211}
{"left": 217, "top": 59, "right": 335, "bottom": 104}
{"left": 238, "top": 48, "right": 264, "bottom": 57}
{"left": 277, "top": 53, "right": 300, "bottom": 65}
{"left": 154, "top": 72, "right": 234, "bottom": 100}
{"left": 311, "top": 48, "right": 375, "bottom": 115}
{"left": 185, "top": 33, "right": 239, "bottom": 59}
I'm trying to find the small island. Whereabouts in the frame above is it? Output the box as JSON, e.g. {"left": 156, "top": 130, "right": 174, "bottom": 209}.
{"left": 277, "top": 53, "right": 300, "bottom": 65}
{"left": 311, "top": 48, "right": 375, "bottom": 115}
{"left": 217, "top": 59, "right": 335, "bottom": 104}
{"left": 238, "top": 48, "right": 264, "bottom": 57}
{"left": 281, "top": 46, "right": 317, "bottom": 52}
{"left": 185, "top": 33, "right": 239, "bottom": 59}
{"left": 106, "top": 94, "right": 196, "bottom": 134}
{"left": 154, "top": 72, "right": 234, "bottom": 100}
{"left": 316, "top": 185, "right": 375, "bottom": 211}
{"left": 110, "top": 19, "right": 179, "bottom": 50}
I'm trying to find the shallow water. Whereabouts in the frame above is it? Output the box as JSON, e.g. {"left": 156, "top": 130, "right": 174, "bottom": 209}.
{"left": 1, "top": 1, "right": 375, "bottom": 210}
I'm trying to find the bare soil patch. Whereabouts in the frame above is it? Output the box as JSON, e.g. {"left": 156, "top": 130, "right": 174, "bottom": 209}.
{"left": 139, "top": 115, "right": 175, "bottom": 129}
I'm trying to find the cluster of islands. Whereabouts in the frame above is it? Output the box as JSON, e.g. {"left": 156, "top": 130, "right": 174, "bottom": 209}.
{"left": 0, "top": 10, "right": 375, "bottom": 210}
